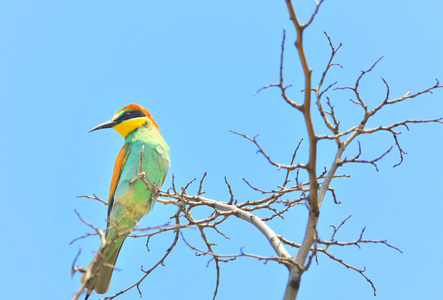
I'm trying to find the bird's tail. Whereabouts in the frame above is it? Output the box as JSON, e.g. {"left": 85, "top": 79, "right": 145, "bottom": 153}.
{"left": 93, "top": 240, "right": 124, "bottom": 294}
{"left": 81, "top": 235, "right": 126, "bottom": 297}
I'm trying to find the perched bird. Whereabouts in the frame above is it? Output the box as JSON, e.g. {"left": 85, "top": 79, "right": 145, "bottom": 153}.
{"left": 81, "top": 104, "right": 170, "bottom": 299}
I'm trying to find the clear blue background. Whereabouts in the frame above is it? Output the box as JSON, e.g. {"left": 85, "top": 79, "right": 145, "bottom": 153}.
{"left": 1, "top": 1, "right": 442, "bottom": 299}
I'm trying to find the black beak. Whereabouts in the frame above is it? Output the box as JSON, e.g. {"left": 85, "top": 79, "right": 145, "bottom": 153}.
{"left": 88, "top": 119, "right": 116, "bottom": 133}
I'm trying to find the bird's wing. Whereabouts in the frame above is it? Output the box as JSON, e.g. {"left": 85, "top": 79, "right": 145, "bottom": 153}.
{"left": 107, "top": 142, "right": 131, "bottom": 218}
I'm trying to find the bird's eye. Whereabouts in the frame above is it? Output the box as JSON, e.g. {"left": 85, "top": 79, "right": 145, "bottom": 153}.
{"left": 124, "top": 112, "right": 131, "bottom": 119}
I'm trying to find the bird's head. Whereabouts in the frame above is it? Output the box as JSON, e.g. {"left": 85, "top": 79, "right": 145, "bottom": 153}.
{"left": 89, "top": 104, "right": 159, "bottom": 138}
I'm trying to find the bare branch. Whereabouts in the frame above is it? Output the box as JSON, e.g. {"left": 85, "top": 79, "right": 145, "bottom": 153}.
{"left": 320, "top": 215, "right": 403, "bottom": 253}
{"left": 370, "top": 79, "right": 442, "bottom": 118}
{"left": 282, "top": 139, "right": 304, "bottom": 187}
{"left": 317, "top": 32, "right": 343, "bottom": 97}
{"left": 319, "top": 249, "right": 376, "bottom": 295}
{"left": 359, "top": 119, "right": 443, "bottom": 167}
{"left": 255, "top": 29, "right": 302, "bottom": 110}
{"left": 198, "top": 172, "right": 207, "bottom": 195}
{"left": 181, "top": 232, "right": 296, "bottom": 267}
{"left": 76, "top": 194, "right": 108, "bottom": 206}
{"left": 71, "top": 247, "right": 84, "bottom": 276}
{"left": 303, "top": 0, "right": 325, "bottom": 28}
{"left": 230, "top": 130, "right": 306, "bottom": 170}
{"left": 224, "top": 177, "right": 235, "bottom": 205}
{"left": 158, "top": 191, "right": 292, "bottom": 261}
{"left": 341, "top": 141, "right": 393, "bottom": 171}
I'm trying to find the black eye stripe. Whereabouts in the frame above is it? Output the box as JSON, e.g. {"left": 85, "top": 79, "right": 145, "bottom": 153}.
{"left": 131, "top": 110, "right": 146, "bottom": 119}
{"left": 114, "top": 110, "right": 147, "bottom": 124}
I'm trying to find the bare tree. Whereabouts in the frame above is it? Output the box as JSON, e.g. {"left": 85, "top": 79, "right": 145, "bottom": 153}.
{"left": 72, "top": 2, "right": 442, "bottom": 300}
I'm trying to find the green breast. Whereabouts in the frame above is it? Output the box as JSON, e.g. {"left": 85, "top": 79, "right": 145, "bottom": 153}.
{"left": 111, "top": 125, "right": 170, "bottom": 223}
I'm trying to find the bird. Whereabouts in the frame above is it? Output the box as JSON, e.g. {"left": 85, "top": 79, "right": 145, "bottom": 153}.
{"left": 81, "top": 104, "right": 170, "bottom": 299}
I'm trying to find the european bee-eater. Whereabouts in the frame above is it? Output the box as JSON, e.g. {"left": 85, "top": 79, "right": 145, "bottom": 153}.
{"left": 81, "top": 104, "right": 170, "bottom": 299}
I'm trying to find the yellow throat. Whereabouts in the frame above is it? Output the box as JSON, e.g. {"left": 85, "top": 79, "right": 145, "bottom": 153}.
{"left": 113, "top": 117, "right": 148, "bottom": 138}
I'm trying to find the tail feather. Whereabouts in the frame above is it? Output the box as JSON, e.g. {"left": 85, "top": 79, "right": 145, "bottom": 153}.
{"left": 81, "top": 237, "right": 126, "bottom": 297}
{"left": 94, "top": 244, "right": 123, "bottom": 294}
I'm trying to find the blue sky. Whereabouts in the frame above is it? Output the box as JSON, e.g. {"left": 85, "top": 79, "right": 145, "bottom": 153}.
{"left": 1, "top": 1, "right": 442, "bottom": 299}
